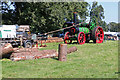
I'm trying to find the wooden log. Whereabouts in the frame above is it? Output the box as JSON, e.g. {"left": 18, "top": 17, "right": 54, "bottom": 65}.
{"left": 10, "top": 49, "right": 58, "bottom": 61}
{"left": 38, "top": 37, "right": 63, "bottom": 44}
{"left": 58, "top": 44, "right": 67, "bottom": 61}
{"left": 67, "top": 46, "right": 77, "bottom": 54}
{"left": 10, "top": 45, "right": 77, "bottom": 61}
{"left": 0, "top": 43, "right": 14, "bottom": 59}
{"left": 13, "top": 48, "right": 38, "bottom": 53}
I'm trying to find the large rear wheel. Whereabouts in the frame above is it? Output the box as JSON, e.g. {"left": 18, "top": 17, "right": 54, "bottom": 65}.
{"left": 64, "top": 32, "right": 72, "bottom": 44}
{"left": 77, "top": 32, "right": 86, "bottom": 45}
{"left": 92, "top": 26, "right": 104, "bottom": 43}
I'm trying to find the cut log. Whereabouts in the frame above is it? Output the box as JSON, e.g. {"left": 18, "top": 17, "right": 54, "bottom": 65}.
{"left": 58, "top": 44, "right": 67, "bottom": 61}
{"left": 10, "top": 49, "right": 58, "bottom": 61}
{"left": 13, "top": 48, "right": 39, "bottom": 53}
{"left": 67, "top": 46, "right": 77, "bottom": 54}
{"left": 10, "top": 45, "right": 77, "bottom": 61}
{"left": 0, "top": 43, "right": 14, "bottom": 59}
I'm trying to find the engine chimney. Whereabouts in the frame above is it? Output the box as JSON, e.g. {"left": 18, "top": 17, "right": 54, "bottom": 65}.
{"left": 73, "top": 12, "right": 77, "bottom": 24}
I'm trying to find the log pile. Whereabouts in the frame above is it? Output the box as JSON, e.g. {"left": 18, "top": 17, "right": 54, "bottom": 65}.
{"left": 0, "top": 43, "right": 78, "bottom": 61}
{"left": 11, "top": 49, "right": 58, "bottom": 61}
{"left": 47, "top": 37, "right": 63, "bottom": 43}
{"left": 37, "top": 37, "right": 63, "bottom": 43}
{"left": 67, "top": 46, "right": 78, "bottom": 54}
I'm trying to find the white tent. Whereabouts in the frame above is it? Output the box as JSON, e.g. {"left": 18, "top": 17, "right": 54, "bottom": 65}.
{"left": 104, "top": 32, "right": 120, "bottom": 36}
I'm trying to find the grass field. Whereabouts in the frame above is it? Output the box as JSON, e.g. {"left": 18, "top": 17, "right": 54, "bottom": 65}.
{"left": 1, "top": 40, "right": 118, "bottom": 78}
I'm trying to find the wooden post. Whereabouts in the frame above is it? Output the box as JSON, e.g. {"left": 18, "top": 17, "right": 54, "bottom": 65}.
{"left": 58, "top": 44, "right": 67, "bottom": 61}
{"left": 20, "top": 36, "right": 23, "bottom": 47}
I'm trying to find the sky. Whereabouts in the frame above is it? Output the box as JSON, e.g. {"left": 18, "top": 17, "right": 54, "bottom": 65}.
{"left": 89, "top": 2, "right": 118, "bottom": 24}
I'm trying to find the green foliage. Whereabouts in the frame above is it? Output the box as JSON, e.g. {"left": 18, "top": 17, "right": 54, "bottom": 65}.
{"left": 90, "top": 2, "right": 105, "bottom": 26}
{"left": 108, "top": 22, "right": 119, "bottom": 32}
{"left": 118, "top": 23, "right": 120, "bottom": 32}
{"left": 2, "top": 1, "right": 119, "bottom": 32}
{"left": 2, "top": 2, "right": 15, "bottom": 24}
{"left": 102, "top": 21, "right": 108, "bottom": 32}
{"left": 2, "top": 2, "right": 89, "bottom": 33}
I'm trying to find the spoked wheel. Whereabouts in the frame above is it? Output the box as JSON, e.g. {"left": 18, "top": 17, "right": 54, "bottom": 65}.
{"left": 64, "top": 32, "right": 72, "bottom": 44}
{"left": 77, "top": 32, "right": 86, "bottom": 45}
{"left": 24, "top": 42, "right": 32, "bottom": 48}
{"left": 92, "top": 26, "right": 104, "bottom": 43}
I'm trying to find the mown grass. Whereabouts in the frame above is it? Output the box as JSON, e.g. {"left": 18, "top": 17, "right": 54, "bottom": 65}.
{"left": 1, "top": 40, "right": 118, "bottom": 78}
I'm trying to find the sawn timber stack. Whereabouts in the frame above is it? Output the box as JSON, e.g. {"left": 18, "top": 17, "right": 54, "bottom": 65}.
{"left": 10, "top": 46, "right": 77, "bottom": 61}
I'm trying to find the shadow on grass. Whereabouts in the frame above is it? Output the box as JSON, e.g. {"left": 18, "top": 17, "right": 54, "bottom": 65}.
{"left": 52, "top": 57, "right": 58, "bottom": 60}
{"left": 85, "top": 42, "right": 96, "bottom": 44}
{"left": 71, "top": 42, "right": 95, "bottom": 44}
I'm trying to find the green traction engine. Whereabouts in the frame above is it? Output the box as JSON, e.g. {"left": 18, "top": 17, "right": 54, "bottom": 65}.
{"left": 63, "top": 12, "right": 104, "bottom": 45}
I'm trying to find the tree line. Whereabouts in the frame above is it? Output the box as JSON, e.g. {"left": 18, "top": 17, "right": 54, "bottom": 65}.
{"left": 1, "top": 1, "right": 119, "bottom": 33}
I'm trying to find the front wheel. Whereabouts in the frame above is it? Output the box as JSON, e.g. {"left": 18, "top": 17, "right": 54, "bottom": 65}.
{"left": 77, "top": 32, "right": 86, "bottom": 45}
{"left": 64, "top": 32, "right": 72, "bottom": 44}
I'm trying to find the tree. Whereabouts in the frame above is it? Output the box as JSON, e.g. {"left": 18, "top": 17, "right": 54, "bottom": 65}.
{"left": 2, "top": 2, "right": 89, "bottom": 33}
{"left": 90, "top": 1, "right": 105, "bottom": 27}
{"left": 108, "top": 22, "right": 118, "bottom": 32}
{"left": 2, "top": 1, "right": 15, "bottom": 24}
{"left": 102, "top": 21, "right": 108, "bottom": 32}
{"left": 118, "top": 23, "right": 120, "bottom": 32}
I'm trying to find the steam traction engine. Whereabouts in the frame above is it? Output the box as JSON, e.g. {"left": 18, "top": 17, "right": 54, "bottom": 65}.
{"left": 63, "top": 12, "right": 104, "bottom": 44}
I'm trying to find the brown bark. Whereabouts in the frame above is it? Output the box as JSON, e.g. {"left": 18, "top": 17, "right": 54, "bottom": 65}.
{"left": 0, "top": 43, "right": 14, "bottom": 58}
{"left": 0, "top": 40, "right": 78, "bottom": 61}
{"left": 37, "top": 37, "right": 63, "bottom": 44}
{"left": 10, "top": 46, "right": 77, "bottom": 61}
{"left": 13, "top": 48, "right": 38, "bottom": 53}
{"left": 58, "top": 44, "right": 67, "bottom": 61}
{"left": 10, "top": 49, "right": 58, "bottom": 61}
{"left": 67, "top": 46, "right": 77, "bottom": 54}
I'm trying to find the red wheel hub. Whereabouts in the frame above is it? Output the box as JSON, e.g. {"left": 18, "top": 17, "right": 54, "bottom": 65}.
{"left": 78, "top": 32, "right": 86, "bottom": 45}
{"left": 64, "top": 32, "right": 72, "bottom": 44}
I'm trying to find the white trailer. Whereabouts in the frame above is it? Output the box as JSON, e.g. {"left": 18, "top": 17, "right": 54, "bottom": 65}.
{"left": 0, "top": 25, "right": 16, "bottom": 38}
{"left": 0, "top": 25, "right": 34, "bottom": 48}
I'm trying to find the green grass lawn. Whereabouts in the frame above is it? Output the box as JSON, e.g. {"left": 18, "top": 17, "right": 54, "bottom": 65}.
{"left": 1, "top": 40, "right": 118, "bottom": 78}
